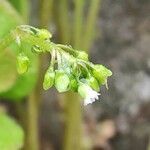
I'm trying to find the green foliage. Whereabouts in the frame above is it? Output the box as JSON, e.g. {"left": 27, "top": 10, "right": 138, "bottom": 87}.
{"left": 0, "top": 112, "right": 24, "bottom": 150}
{"left": 0, "top": 43, "right": 38, "bottom": 100}
{"left": 0, "top": 51, "right": 17, "bottom": 93}
{"left": 8, "top": 0, "right": 29, "bottom": 21}
{"left": 0, "top": 0, "right": 22, "bottom": 37}
{"left": 0, "top": 2, "right": 38, "bottom": 100}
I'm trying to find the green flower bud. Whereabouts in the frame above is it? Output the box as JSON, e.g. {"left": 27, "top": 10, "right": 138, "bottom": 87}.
{"left": 17, "top": 53, "right": 30, "bottom": 74}
{"left": 78, "top": 83, "right": 87, "bottom": 98}
{"left": 86, "top": 76, "right": 100, "bottom": 91}
{"left": 70, "top": 76, "right": 78, "bottom": 91}
{"left": 55, "top": 70, "right": 70, "bottom": 92}
{"left": 76, "top": 51, "right": 88, "bottom": 61}
{"left": 37, "top": 29, "right": 52, "bottom": 40}
{"left": 43, "top": 68, "right": 55, "bottom": 90}
{"left": 92, "top": 65, "right": 112, "bottom": 85}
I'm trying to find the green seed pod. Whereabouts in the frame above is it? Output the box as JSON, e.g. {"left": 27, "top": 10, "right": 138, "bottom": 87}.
{"left": 17, "top": 53, "right": 30, "bottom": 74}
{"left": 76, "top": 51, "right": 88, "bottom": 61}
{"left": 55, "top": 70, "right": 70, "bottom": 92}
{"left": 37, "top": 29, "right": 52, "bottom": 40}
{"left": 86, "top": 76, "right": 100, "bottom": 91}
{"left": 92, "top": 65, "right": 112, "bottom": 85}
{"left": 43, "top": 68, "right": 55, "bottom": 90}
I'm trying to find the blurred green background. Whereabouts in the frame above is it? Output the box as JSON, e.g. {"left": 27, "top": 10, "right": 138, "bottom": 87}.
{"left": 0, "top": 0, "right": 150, "bottom": 150}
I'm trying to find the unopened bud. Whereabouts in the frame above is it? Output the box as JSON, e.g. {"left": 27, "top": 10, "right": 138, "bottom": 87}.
{"left": 86, "top": 76, "right": 100, "bottom": 91}
{"left": 92, "top": 65, "right": 112, "bottom": 85}
{"left": 43, "top": 67, "right": 55, "bottom": 90}
{"left": 17, "top": 53, "right": 30, "bottom": 74}
{"left": 55, "top": 70, "right": 70, "bottom": 92}
{"left": 70, "top": 76, "right": 78, "bottom": 91}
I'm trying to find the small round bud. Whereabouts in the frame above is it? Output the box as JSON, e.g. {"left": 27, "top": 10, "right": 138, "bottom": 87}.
{"left": 92, "top": 65, "right": 112, "bottom": 85}
{"left": 17, "top": 53, "right": 30, "bottom": 74}
{"left": 76, "top": 51, "right": 88, "bottom": 61}
{"left": 55, "top": 70, "right": 70, "bottom": 92}
{"left": 43, "top": 68, "right": 55, "bottom": 90}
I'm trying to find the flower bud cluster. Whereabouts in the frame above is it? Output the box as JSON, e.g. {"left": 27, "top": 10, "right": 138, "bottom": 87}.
{"left": 15, "top": 25, "right": 112, "bottom": 105}
{"left": 42, "top": 47, "right": 112, "bottom": 105}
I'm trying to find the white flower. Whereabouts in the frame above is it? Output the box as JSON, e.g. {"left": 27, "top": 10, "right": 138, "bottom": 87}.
{"left": 78, "top": 83, "right": 100, "bottom": 105}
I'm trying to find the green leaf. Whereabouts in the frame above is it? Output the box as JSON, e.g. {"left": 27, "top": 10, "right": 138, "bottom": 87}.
{"left": 0, "top": 43, "right": 38, "bottom": 100}
{"left": 0, "top": 51, "right": 17, "bottom": 93}
{"left": 8, "top": 0, "right": 29, "bottom": 21}
{"left": 0, "top": 2, "right": 38, "bottom": 100}
{"left": 0, "top": 112, "right": 24, "bottom": 150}
{"left": 0, "top": 0, "right": 23, "bottom": 37}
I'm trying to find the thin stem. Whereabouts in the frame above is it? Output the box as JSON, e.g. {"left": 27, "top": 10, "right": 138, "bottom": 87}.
{"left": 56, "top": 50, "right": 62, "bottom": 69}
{"left": 62, "top": 1, "right": 84, "bottom": 149}
{"left": 26, "top": 92, "right": 39, "bottom": 150}
{"left": 56, "top": 44, "right": 77, "bottom": 56}
{"left": 57, "top": 0, "right": 70, "bottom": 43}
{"left": 73, "top": 0, "right": 85, "bottom": 48}
{"left": 50, "top": 49, "right": 56, "bottom": 68}
{"left": 39, "top": 0, "right": 53, "bottom": 28}
{"left": 27, "top": 1, "right": 54, "bottom": 149}
{"left": 82, "top": 0, "right": 100, "bottom": 51}
{"left": 63, "top": 93, "right": 82, "bottom": 150}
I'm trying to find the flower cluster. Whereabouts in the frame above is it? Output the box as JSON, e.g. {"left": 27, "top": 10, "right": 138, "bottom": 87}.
{"left": 15, "top": 25, "right": 112, "bottom": 105}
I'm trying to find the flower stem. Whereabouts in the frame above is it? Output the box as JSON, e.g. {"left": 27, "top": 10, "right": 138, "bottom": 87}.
{"left": 82, "top": 0, "right": 100, "bottom": 51}
{"left": 26, "top": 92, "right": 39, "bottom": 150}
{"left": 62, "top": 1, "right": 85, "bottom": 150}
{"left": 63, "top": 93, "right": 82, "bottom": 150}
{"left": 56, "top": 0, "right": 70, "bottom": 44}
{"left": 39, "top": 0, "right": 53, "bottom": 28}
{"left": 73, "top": 0, "right": 85, "bottom": 49}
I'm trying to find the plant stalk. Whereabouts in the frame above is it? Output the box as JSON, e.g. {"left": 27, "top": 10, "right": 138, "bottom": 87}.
{"left": 26, "top": 92, "right": 39, "bottom": 150}
{"left": 73, "top": 0, "right": 85, "bottom": 49}
{"left": 82, "top": 0, "right": 100, "bottom": 51}
{"left": 63, "top": 1, "right": 85, "bottom": 150}
{"left": 63, "top": 93, "right": 82, "bottom": 150}
{"left": 56, "top": 0, "right": 70, "bottom": 44}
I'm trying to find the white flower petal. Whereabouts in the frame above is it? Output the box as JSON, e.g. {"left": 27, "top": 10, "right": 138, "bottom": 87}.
{"left": 84, "top": 86, "right": 100, "bottom": 105}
